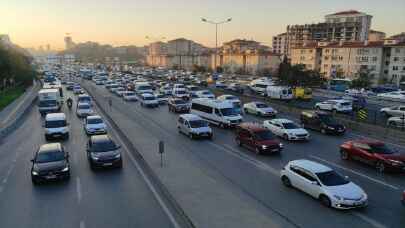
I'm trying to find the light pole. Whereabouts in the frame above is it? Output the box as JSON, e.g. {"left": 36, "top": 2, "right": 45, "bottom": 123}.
{"left": 201, "top": 18, "right": 232, "bottom": 73}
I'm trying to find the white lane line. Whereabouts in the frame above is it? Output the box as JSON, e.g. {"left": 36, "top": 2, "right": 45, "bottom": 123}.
{"left": 2, "top": 164, "right": 15, "bottom": 184}
{"left": 76, "top": 177, "right": 82, "bottom": 204}
{"left": 309, "top": 155, "right": 400, "bottom": 190}
{"left": 79, "top": 220, "right": 86, "bottom": 228}
{"left": 104, "top": 119, "right": 181, "bottom": 228}
{"left": 352, "top": 212, "right": 387, "bottom": 228}
{"left": 208, "top": 142, "right": 280, "bottom": 176}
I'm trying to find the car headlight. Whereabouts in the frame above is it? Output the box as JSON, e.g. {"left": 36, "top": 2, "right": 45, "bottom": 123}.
{"left": 61, "top": 167, "right": 69, "bottom": 172}
{"left": 279, "top": 143, "right": 283, "bottom": 148}
{"left": 91, "top": 153, "right": 100, "bottom": 160}
{"left": 32, "top": 171, "right": 39, "bottom": 175}
{"left": 261, "top": 145, "right": 268, "bottom": 149}
{"left": 333, "top": 195, "right": 342, "bottom": 200}
{"left": 114, "top": 153, "right": 121, "bottom": 159}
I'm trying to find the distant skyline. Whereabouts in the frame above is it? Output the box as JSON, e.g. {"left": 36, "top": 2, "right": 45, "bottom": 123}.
{"left": 1, "top": 0, "right": 405, "bottom": 50}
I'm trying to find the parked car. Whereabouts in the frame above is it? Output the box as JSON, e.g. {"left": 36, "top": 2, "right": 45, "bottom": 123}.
{"left": 139, "top": 93, "right": 159, "bottom": 108}
{"left": 280, "top": 159, "right": 368, "bottom": 209}
{"left": 84, "top": 115, "right": 107, "bottom": 135}
{"left": 86, "top": 135, "right": 123, "bottom": 169}
{"left": 44, "top": 113, "right": 69, "bottom": 140}
{"left": 66, "top": 82, "right": 74, "bottom": 90}
{"left": 263, "top": 118, "right": 309, "bottom": 141}
{"left": 380, "top": 106, "right": 405, "bottom": 117}
{"left": 76, "top": 102, "right": 94, "bottom": 118}
{"left": 235, "top": 122, "right": 283, "bottom": 155}
{"left": 315, "top": 99, "right": 352, "bottom": 113}
{"left": 243, "top": 102, "right": 277, "bottom": 117}
{"left": 31, "top": 143, "right": 70, "bottom": 184}
{"left": 168, "top": 98, "right": 190, "bottom": 113}
{"left": 340, "top": 139, "right": 405, "bottom": 172}
{"left": 300, "top": 111, "right": 346, "bottom": 135}
{"left": 177, "top": 114, "right": 213, "bottom": 139}
{"left": 122, "top": 91, "right": 138, "bottom": 101}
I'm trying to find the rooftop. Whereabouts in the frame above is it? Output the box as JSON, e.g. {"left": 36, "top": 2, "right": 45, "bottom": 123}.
{"left": 326, "top": 10, "right": 364, "bottom": 16}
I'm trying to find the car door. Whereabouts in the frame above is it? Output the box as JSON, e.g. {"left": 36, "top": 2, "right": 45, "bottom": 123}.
{"left": 289, "top": 166, "right": 320, "bottom": 197}
{"left": 271, "top": 122, "right": 283, "bottom": 136}
{"left": 352, "top": 142, "right": 375, "bottom": 165}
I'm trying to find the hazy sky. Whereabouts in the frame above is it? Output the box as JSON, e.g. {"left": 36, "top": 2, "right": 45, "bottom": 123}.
{"left": 1, "top": 0, "right": 404, "bottom": 49}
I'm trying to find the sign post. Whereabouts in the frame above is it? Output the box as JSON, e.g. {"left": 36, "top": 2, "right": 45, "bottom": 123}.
{"left": 159, "top": 141, "right": 164, "bottom": 167}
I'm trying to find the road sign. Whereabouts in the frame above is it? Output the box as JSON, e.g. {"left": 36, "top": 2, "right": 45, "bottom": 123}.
{"left": 357, "top": 109, "right": 367, "bottom": 120}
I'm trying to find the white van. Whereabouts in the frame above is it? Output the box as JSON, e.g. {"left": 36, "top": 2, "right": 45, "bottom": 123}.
{"left": 266, "top": 86, "right": 293, "bottom": 100}
{"left": 191, "top": 98, "right": 243, "bottom": 128}
{"left": 135, "top": 82, "right": 153, "bottom": 95}
{"left": 177, "top": 114, "right": 213, "bottom": 139}
{"left": 44, "top": 113, "right": 69, "bottom": 140}
{"left": 38, "top": 89, "right": 62, "bottom": 115}
{"left": 249, "top": 79, "right": 274, "bottom": 95}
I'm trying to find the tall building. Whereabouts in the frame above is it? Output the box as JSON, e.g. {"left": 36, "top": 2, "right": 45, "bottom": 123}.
{"left": 368, "top": 30, "right": 386, "bottom": 41}
{"left": 272, "top": 33, "right": 288, "bottom": 56}
{"left": 286, "top": 10, "right": 373, "bottom": 56}
{"left": 64, "top": 34, "right": 75, "bottom": 50}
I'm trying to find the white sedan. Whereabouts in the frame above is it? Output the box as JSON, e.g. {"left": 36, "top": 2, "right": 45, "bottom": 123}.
{"left": 84, "top": 115, "right": 107, "bottom": 135}
{"left": 263, "top": 119, "right": 309, "bottom": 141}
{"left": 243, "top": 102, "right": 277, "bottom": 117}
{"left": 380, "top": 106, "right": 405, "bottom": 117}
{"left": 280, "top": 160, "right": 368, "bottom": 210}
{"left": 123, "top": 91, "right": 138, "bottom": 101}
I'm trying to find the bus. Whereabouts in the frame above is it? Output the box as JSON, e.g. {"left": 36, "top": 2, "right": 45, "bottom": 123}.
{"left": 329, "top": 78, "right": 352, "bottom": 92}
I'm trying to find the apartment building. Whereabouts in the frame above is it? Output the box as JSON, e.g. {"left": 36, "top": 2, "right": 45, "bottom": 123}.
{"left": 272, "top": 33, "right": 288, "bottom": 56}
{"left": 290, "top": 42, "right": 322, "bottom": 71}
{"left": 382, "top": 35, "right": 405, "bottom": 85}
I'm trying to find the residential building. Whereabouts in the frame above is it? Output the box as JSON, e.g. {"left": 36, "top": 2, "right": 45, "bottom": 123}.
{"left": 272, "top": 33, "right": 288, "bottom": 56}
{"left": 368, "top": 30, "right": 386, "bottom": 41}
{"left": 290, "top": 42, "right": 322, "bottom": 71}
{"left": 382, "top": 34, "right": 405, "bottom": 85}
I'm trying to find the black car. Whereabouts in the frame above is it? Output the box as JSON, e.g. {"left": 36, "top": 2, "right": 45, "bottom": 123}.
{"left": 87, "top": 135, "right": 123, "bottom": 169}
{"left": 300, "top": 111, "right": 346, "bottom": 135}
{"left": 168, "top": 98, "right": 190, "bottom": 113}
{"left": 31, "top": 143, "right": 70, "bottom": 184}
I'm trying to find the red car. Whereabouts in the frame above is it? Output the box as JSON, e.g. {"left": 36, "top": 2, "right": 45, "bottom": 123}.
{"left": 235, "top": 123, "right": 283, "bottom": 155}
{"left": 340, "top": 139, "right": 405, "bottom": 172}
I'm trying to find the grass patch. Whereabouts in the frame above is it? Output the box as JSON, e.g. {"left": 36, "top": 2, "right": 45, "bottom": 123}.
{"left": 0, "top": 86, "right": 25, "bottom": 112}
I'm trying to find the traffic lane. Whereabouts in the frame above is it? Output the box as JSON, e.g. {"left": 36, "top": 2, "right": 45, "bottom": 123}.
{"left": 64, "top": 89, "right": 176, "bottom": 228}
{"left": 87, "top": 83, "right": 380, "bottom": 228}
{"left": 0, "top": 106, "right": 80, "bottom": 228}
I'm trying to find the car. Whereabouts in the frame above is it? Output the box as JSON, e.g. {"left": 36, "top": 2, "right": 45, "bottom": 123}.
{"left": 73, "top": 85, "right": 83, "bottom": 94}
{"left": 263, "top": 118, "right": 309, "bottom": 141}
{"left": 300, "top": 111, "right": 345, "bottom": 135}
{"left": 235, "top": 122, "right": 283, "bottom": 155}
{"left": 243, "top": 102, "right": 277, "bottom": 117}
{"left": 139, "top": 93, "right": 159, "bottom": 108}
{"left": 314, "top": 99, "right": 352, "bottom": 113}
{"left": 76, "top": 102, "right": 94, "bottom": 118}
{"left": 172, "top": 88, "right": 190, "bottom": 100}
{"left": 66, "top": 82, "right": 74, "bottom": 90}
{"left": 122, "top": 91, "right": 138, "bottom": 101}
{"left": 114, "top": 87, "right": 126, "bottom": 97}
{"left": 86, "top": 135, "right": 123, "bottom": 169}
{"left": 160, "top": 85, "right": 173, "bottom": 95}
{"left": 280, "top": 159, "right": 368, "bottom": 209}
{"left": 387, "top": 116, "right": 405, "bottom": 128}
{"left": 168, "top": 98, "right": 190, "bottom": 113}
{"left": 215, "top": 81, "right": 227, "bottom": 89}
{"left": 77, "top": 94, "right": 92, "bottom": 106}
{"left": 195, "top": 90, "right": 215, "bottom": 99}
{"left": 380, "top": 106, "right": 405, "bottom": 117}
{"left": 44, "top": 113, "right": 69, "bottom": 140}
{"left": 84, "top": 115, "right": 107, "bottom": 135}
{"left": 340, "top": 140, "right": 405, "bottom": 172}
{"left": 377, "top": 91, "right": 405, "bottom": 101}
{"left": 177, "top": 114, "right": 213, "bottom": 139}
{"left": 227, "top": 83, "right": 244, "bottom": 93}
{"left": 95, "top": 80, "right": 104, "bottom": 85}
{"left": 31, "top": 143, "right": 70, "bottom": 184}
{"left": 155, "top": 93, "right": 169, "bottom": 104}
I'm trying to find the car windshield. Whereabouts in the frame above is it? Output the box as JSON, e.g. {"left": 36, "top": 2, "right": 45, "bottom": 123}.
{"left": 78, "top": 104, "right": 90, "bottom": 109}
{"left": 220, "top": 108, "right": 238, "bottom": 116}
{"left": 92, "top": 140, "right": 118, "bottom": 152}
{"left": 125, "top": 92, "right": 135, "bottom": 96}
{"left": 139, "top": 86, "right": 152, "bottom": 90}
{"left": 202, "top": 91, "right": 212, "bottom": 95}
{"left": 39, "top": 100, "right": 57, "bottom": 107}
{"left": 144, "top": 96, "right": 155, "bottom": 100}
{"left": 316, "top": 171, "right": 349, "bottom": 186}
{"left": 256, "top": 103, "right": 268, "bottom": 108}
{"left": 79, "top": 97, "right": 91, "bottom": 102}
{"left": 36, "top": 151, "right": 65, "bottom": 163}
{"left": 174, "top": 99, "right": 187, "bottom": 104}
{"left": 369, "top": 144, "right": 394, "bottom": 154}
{"left": 176, "top": 90, "right": 186, "bottom": 94}
{"left": 189, "top": 120, "right": 208, "bottom": 128}
{"left": 282, "top": 122, "right": 299, "bottom": 129}
{"left": 87, "top": 118, "right": 103, "bottom": 124}
{"left": 254, "top": 130, "right": 274, "bottom": 140}
{"left": 45, "top": 120, "right": 66, "bottom": 128}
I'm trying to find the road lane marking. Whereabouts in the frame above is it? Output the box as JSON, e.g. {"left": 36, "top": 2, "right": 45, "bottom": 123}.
{"left": 76, "top": 177, "right": 82, "bottom": 204}
{"left": 352, "top": 212, "right": 387, "bottom": 228}
{"left": 103, "top": 117, "right": 181, "bottom": 228}
{"left": 309, "top": 155, "right": 400, "bottom": 190}
{"left": 79, "top": 220, "right": 86, "bottom": 228}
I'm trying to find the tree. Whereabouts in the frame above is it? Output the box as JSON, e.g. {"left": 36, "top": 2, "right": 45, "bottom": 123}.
{"left": 351, "top": 70, "right": 373, "bottom": 89}
{"left": 277, "top": 59, "right": 325, "bottom": 87}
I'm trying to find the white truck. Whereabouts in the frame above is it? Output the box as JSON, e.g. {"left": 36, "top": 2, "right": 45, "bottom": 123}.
{"left": 266, "top": 86, "right": 293, "bottom": 100}
{"left": 38, "top": 89, "right": 62, "bottom": 115}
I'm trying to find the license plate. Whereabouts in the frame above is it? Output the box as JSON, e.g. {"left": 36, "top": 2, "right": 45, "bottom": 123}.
{"left": 46, "top": 175, "right": 57, "bottom": 179}
{"left": 103, "top": 163, "right": 113, "bottom": 166}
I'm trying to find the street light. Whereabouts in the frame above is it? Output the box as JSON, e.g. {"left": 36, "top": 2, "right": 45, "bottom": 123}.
{"left": 201, "top": 17, "right": 232, "bottom": 73}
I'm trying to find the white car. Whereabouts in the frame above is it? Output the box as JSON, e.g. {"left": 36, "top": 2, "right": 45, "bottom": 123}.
{"left": 140, "top": 93, "right": 159, "bottom": 108}
{"left": 280, "top": 160, "right": 368, "bottom": 210}
{"left": 114, "top": 87, "right": 126, "bottom": 97}
{"left": 377, "top": 91, "right": 405, "bottom": 101}
{"left": 177, "top": 114, "right": 213, "bottom": 139}
{"left": 76, "top": 102, "right": 94, "bottom": 118}
{"left": 73, "top": 85, "right": 82, "bottom": 95}
{"left": 155, "top": 93, "right": 169, "bottom": 104}
{"left": 172, "top": 88, "right": 190, "bottom": 99}
{"left": 195, "top": 90, "right": 215, "bottom": 99}
{"left": 387, "top": 116, "right": 405, "bottom": 128}
{"left": 123, "top": 91, "right": 138, "bottom": 101}
{"left": 315, "top": 99, "right": 352, "bottom": 113}
{"left": 380, "top": 106, "right": 405, "bottom": 117}
{"left": 84, "top": 115, "right": 107, "bottom": 135}
{"left": 243, "top": 102, "right": 277, "bottom": 117}
{"left": 263, "top": 119, "right": 309, "bottom": 141}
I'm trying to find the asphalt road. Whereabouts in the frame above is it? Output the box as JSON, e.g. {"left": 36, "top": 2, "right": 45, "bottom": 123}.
{"left": 0, "top": 89, "right": 177, "bottom": 228}
{"left": 85, "top": 80, "right": 405, "bottom": 228}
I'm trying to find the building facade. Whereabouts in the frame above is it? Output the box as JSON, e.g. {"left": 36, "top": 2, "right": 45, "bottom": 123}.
{"left": 272, "top": 33, "right": 288, "bottom": 56}
{"left": 290, "top": 43, "right": 322, "bottom": 71}
{"left": 382, "top": 35, "right": 405, "bottom": 85}
{"left": 368, "top": 30, "right": 386, "bottom": 41}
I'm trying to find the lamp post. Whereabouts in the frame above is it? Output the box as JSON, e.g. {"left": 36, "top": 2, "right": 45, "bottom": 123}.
{"left": 201, "top": 18, "right": 232, "bottom": 73}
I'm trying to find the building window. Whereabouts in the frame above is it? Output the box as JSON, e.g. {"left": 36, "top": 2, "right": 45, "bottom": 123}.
{"left": 395, "top": 48, "right": 401, "bottom": 53}
{"left": 324, "top": 56, "right": 329, "bottom": 60}
{"left": 300, "top": 56, "right": 305, "bottom": 61}
{"left": 325, "top": 49, "right": 330, "bottom": 54}
{"left": 369, "top": 65, "right": 376, "bottom": 71}
{"left": 338, "top": 56, "right": 343, "bottom": 61}
{"left": 324, "top": 64, "right": 329, "bottom": 68}
{"left": 393, "top": 66, "right": 399, "bottom": 71}
{"left": 300, "top": 50, "right": 306, "bottom": 54}
{"left": 372, "top": 56, "right": 378, "bottom": 62}
{"left": 394, "top": 57, "right": 399, "bottom": 62}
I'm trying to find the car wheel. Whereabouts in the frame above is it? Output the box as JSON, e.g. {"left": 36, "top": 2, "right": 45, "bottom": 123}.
{"left": 255, "top": 147, "right": 261, "bottom": 155}
{"left": 376, "top": 161, "right": 385, "bottom": 173}
{"left": 283, "top": 134, "right": 289, "bottom": 140}
{"left": 316, "top": 106, "right": 321, "bottom": 110}
{"left": 332, "top": 109, "right": 337, "bottom": 114}
{"left": 281, "top": 176, "right": 291, "bottom": 187}
{"left": 319, "top": 195, "right": 331, "bottom": 208}
{"left": 340, "top": 149, "right": 350, "bottom": 160}
{"left": 258, "top": 112, "right": 262, "bottom": 117}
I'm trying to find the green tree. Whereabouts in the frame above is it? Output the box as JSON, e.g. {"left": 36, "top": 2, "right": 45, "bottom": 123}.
{"left": 277, "top": 59, "right": 325, "bottom": 87}
{"left": 351, "top": 70, "right": 373, "bottom": 89}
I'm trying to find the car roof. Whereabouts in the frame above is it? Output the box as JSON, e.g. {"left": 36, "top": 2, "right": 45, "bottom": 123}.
{"left": 78, "top": 94, "right": 90, "bottom": 97}
{"left": 290, "top": 159, "right": 332, "bottom": 173}
{"left": 87, "top": 115, "right": 102, "bottom": 120}
{"left": 238, "top": 122, "right": 267, "bottom": 132}
{"left": 78, "top": 102, "right": 90, "bottom": 106}
{"left": 351, "top": 139, "right": 384, "bottom": 146}
{"left": 91, "top": 134, "right": 112, "bottom": 143}
{"left": 179, "top": 114, "right": 202, "bottom": 121}
{"left": 45, "top": 113, "right": 66, "bottom": 121}
{"left": 272, "top": 118, "right": 292, "bottom": 123}
{"left": 39, "top": 143, "right": 62, "bottom": 153}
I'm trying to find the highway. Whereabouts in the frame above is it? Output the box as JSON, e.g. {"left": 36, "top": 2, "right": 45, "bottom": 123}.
{"left": 83, "top": 80, "right": 405, "bottom": 228}
{"left": 0, "top": 88, "right": 178, "bottom": 228}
